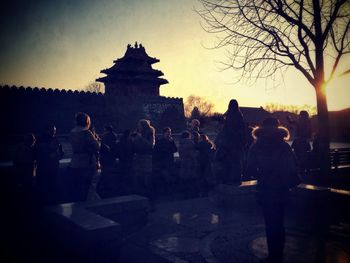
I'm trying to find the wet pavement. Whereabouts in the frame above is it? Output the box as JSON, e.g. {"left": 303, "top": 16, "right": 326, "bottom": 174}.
{"left": 122, "top": 192, "right": 350, "bottom": 263}
{"left": 4, "top": 177, "right": 350, "bottom": 262}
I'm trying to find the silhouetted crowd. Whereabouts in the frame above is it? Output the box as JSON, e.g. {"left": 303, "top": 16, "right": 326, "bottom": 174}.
{"left": 12, "top": 99, "right": 319, "bottom": 263}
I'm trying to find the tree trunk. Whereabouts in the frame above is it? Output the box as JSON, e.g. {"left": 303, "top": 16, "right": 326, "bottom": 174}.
{"left": 315, "top": 82, "right": 331, "bottom": 186}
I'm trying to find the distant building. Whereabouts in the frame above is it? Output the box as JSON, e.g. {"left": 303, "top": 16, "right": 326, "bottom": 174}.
{"left": 97, "top": 42, "right": 168, "bottom": 96}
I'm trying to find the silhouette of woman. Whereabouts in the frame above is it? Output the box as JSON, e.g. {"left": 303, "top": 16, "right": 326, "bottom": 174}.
{"left": 247, "top": 117, "right": 300, "bottom": 263}
{"left": 214, "top": 99, "right": 246, "bottom": 185}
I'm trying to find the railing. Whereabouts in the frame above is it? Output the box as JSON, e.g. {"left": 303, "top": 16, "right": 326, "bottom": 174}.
{"left": 330, "top": 148, "right": 350, "bottom": 169}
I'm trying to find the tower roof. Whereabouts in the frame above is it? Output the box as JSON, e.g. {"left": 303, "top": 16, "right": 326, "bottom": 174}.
{"left": 114, "top": 42, "right": 160, "bottom": 64}
{"left": 96, "top": 42, "right": 168, "bottom": 86}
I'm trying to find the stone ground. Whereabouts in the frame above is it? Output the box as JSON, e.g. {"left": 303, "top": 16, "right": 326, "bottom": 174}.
{"left": 3, "top": 191, "right": 350, "bottom": 263}
{"left": 2, "top": 169, "right": 350, "bottom": 263}
{"left": 120, "top": 195, "right": 350, "bottom": 263}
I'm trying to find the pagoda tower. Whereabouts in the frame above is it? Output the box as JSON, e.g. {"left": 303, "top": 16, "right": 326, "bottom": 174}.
{"left": 97, "top": 42, "right": 168, "bottom": 96}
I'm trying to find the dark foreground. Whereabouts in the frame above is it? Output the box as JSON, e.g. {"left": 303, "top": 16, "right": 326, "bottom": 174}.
{"left": 2, "top": 180, "right": 350, "bottom": 263}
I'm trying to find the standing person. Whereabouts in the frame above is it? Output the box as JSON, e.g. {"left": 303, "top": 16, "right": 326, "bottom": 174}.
{"left": 287, "top": 110, "right": 312, "bottom": 140}
{"left": 242, "top": 123, "right": 255, "bottom": 180}
{"left": 192, "top": 131, "right": 200, "bottom": 146}
{"left": 196, "top": 134, "right": 215, "bottom": 196}
{"left": 13, "top": 133, "right": 37, "bottom": 196}
{"left": 68, "top": 112, "right": 100, "bottom": 202}
{"left": 189, "top": 119, "right": 201, "bottom": 144}
{"left": 97, "top": 125, "right": 118, "bottom": 197}
{"left": 178, "top": 131, "right": 198, "bottom": 199}
{"left": 116, "top": 130, "right": 135, "bottom": 194}
{"left": 214, "top": 99, "right": 246, "bottom": 185}
{"left": 291, "top": 137, "right": 311, "bottom": 174}
{"left": 35, "top": 125, "right": 64, "bottom": 205}
{"left": 153, "top": 127, "right": 178, "bottom": 198}
{"left": 247, "top": 117, "right": 300, "bottom": 263}
{"left": 287, "top": 111, "right": 312, "bottom": 174}
{"left": 99, "top": 125, "right": 117, "bottom": 168}
{"left": 101, "top": 125, "right": 118, "bottom": 150}
{"left": 310, "top": 132, "right": 321, "bottom": 169}
{"left": 132, "top": 119, "right": 155, "bottom": 196}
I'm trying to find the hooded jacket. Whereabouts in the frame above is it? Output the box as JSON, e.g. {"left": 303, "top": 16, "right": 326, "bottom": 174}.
{"left": 247, "top": 126, "right": 300, "bottom": 203}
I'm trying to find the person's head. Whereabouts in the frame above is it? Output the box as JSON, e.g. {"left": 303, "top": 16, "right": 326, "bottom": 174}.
{"left": 191, "top": 119, "right": 200, "bottom": 129}
{"left": 181, "top": 131, "right": 191, "bottom": 139}
{"left": 75, "top": 112, "right": 91, "bottom": 128}
{"left": 227, "top": 99, "right": 239, "bottom": 112}
{"left": 253, "top": 117, "right": 290, "bottom": 140}
{"left": 299, "top": 110, "right": 309, "bottom": 121}
{"left": 224, "top": 99, "right": 242, "bottom": 129}
{"left": 163, "top": 127, "right": 172, "bottom": 139}
{"left": 137, "top": 119, "right": 151, "bottom": 132}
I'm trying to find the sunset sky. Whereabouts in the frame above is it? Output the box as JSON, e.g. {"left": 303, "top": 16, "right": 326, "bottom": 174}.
{"left": 0, "top": 0, "right": 349, "bottom": 113}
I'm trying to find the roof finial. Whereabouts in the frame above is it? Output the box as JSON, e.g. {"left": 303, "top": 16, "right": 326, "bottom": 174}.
{"left": 134, "top": 41, "right": 138, "bottom": 48}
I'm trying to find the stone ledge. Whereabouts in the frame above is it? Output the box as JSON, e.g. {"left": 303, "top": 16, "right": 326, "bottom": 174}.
{"left": 46, "top": 203, "right": 119, "bottom": 231}
{"left": 44, "top": 195, "right": 149, "bottom": 263}
{"left": 210, "top": 181, "right": 350, "bottom": 233}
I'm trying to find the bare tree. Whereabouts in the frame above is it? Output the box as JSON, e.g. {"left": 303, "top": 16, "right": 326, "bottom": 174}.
{"left": 184, "top": 94, "right": 215, "bottom": 117}
{"left": 264, "top": 102, "right": 317, "bottom": 115}
{"left": 198, "top": 0, "right": 350, "bottom": 182}
{"left": 85, "top": 82, "right": 105, "bottom": 93}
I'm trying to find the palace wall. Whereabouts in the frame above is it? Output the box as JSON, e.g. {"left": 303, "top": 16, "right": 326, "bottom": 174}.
{"left": 0, "top": 85, "right": 185, "bottom": 136}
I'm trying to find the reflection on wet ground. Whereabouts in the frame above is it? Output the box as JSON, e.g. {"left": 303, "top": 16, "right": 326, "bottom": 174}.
{"left": 126, "top": 195, "right": 350, "bottom": 263}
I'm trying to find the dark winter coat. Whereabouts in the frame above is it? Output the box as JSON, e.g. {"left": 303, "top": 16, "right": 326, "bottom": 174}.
{"left": 133, "top": 128, "right": 155, "bottom": 155}
{"left": 101, "top": 131, "right": 117, "bottom": 149}
{"left": 153, "top": 137, "right": 177, "bottom": 170}
{"left": 247, "top": 126, "right": 300, "bottom": 204}
{"left": 178, "top": 138, "right": 197, "bottom": 179}
{"left": 189, "top": 126, "right": 201, "bottom": 144}
{"left": 116, "top": 135, "right": 134, "bottom": 163}
{"left": 296, "top": 120, "right": 312, "bottom": 140}
{"left": 13, "top": 143, "right": 36, "bottom": 187}
{"left": 100, "top": 131, "right": 118, "bottom": 168}
{"left": 215, "top": 110, "right": 246, "bottom": 161}
{"left": 196, "top": 140, "right": 215, "bottom": 164}
{"left": 35, "top": 135, "right": 64, "bottom": 171}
